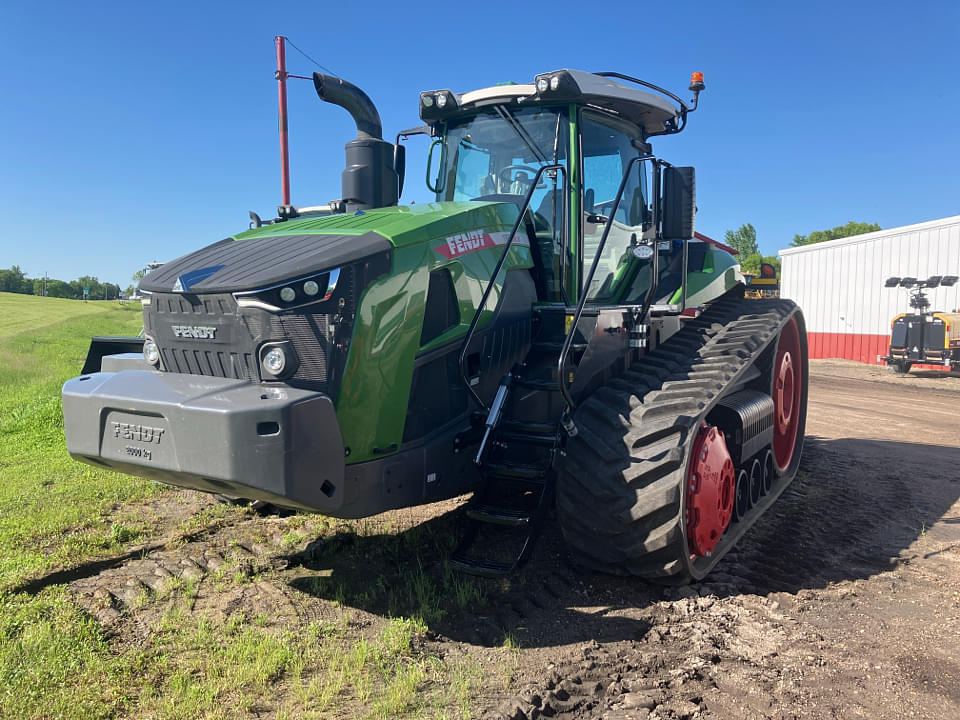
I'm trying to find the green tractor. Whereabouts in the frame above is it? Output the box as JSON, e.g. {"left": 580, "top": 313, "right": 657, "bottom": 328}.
{"left": 63, "top": 68, "right": 808, "bottom": 583}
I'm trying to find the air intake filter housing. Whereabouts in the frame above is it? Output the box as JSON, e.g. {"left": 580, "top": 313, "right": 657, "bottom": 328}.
{"left": 314, "top": 73, "right": 398, "bottom": 211}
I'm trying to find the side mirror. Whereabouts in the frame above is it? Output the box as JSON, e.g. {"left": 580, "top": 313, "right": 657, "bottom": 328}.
{"left": 661, "top": 166, "right": 695, "bottom": 239}
{"left": 394, "top": 144, "right": 406, "bottom": 198}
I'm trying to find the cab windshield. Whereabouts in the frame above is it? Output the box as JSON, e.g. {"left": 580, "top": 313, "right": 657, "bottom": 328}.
{"left": 438, "top": 106, "right": 568, "bottom": 218}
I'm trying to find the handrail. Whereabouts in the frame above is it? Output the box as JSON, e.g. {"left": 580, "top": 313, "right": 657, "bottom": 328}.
{"left": 557, "top": 155, "right": 656, "bottom": 413}
{"left": 459, "top": 163, "right": 568, "bottom": 411}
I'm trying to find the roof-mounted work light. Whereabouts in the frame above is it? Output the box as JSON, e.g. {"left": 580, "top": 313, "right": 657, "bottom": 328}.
{"left": 532, "top": 70, "right": 579, "bottom": 100}
{"left": 419, "top": 90, "right": 458, "bottom": 121}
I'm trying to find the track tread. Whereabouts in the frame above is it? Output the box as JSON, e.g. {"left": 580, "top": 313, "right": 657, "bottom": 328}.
{"left": 557, "top": 293, "right": 806, "bottom": 582}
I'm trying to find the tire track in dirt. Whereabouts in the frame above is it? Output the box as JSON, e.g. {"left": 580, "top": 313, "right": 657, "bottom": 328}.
{"left": 55, "top": 362, "right": 960, "bottom": 719}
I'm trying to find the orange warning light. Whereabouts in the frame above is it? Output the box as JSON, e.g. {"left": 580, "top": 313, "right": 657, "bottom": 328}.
{"left": 690, "top": 71, "right": 704, "bottom": 84}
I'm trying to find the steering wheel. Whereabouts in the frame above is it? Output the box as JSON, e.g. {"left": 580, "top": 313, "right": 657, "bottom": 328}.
{"left": 498, "top": 164, "right": 540, "bottom": 186}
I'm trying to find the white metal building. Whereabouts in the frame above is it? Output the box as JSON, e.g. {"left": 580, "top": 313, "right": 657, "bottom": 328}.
{"left": 779, "top": 215, "right": 960, "bottom": 363}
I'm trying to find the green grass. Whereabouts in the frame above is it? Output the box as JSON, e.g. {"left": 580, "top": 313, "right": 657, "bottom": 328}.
{"left": 0, "top": 292, "right": 492, "bottom": 719}
{"left": 0, "top": 293, "right": 157, "bottom": 591}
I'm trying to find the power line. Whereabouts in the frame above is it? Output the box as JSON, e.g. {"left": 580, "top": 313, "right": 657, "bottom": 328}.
{"left": 283, "top": 36, "right": 338, "bottom": 77}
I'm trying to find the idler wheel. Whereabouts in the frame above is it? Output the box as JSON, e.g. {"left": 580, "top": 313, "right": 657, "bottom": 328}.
{"left": 685, "top": 423, "right": 735, "bottom": 557}
{"left": 772, "top": 316, "right": 804, "bottom": 472}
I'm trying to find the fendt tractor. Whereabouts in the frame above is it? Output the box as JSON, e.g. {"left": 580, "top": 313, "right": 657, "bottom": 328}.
{"left": 880, "top": 275, "right": 960, "bottom": 374}
{"left": 63, "top": 66, "right": 809, "bottom": 583}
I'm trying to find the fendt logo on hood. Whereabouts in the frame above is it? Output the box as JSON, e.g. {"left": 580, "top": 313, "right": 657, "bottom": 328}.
{"left": 171, "top": 325, "right": 217, "bottom": 339}
{"left": 433, "top": 230, "right": 519, "bottom": 259}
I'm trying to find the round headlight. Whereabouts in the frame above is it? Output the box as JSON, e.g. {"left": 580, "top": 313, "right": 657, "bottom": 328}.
{"left": 550, "top": 75, "right": 560, "bottom": 91}
{"left": 279, "top": 286, "right": 296, "bottom": 302}
{"left": 421, "top": 94, "right": 434, "bottom": 108}
{"left": 435, "top": 92, "right": 447, "bottom": 108}
{"left": 143, "top": 340, "right": 160, "bottom": 366}
{"left": 262, "top": 347, "right": 286, "bottom": 376}
{"left": 303, "top": 280, "right": 320, "bottom": 296}
{"left": 536, "top": 78, "right": 549, "bottom": 93}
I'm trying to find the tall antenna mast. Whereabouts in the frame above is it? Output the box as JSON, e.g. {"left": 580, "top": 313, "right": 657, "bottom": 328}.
{"left": 275, "top": 36, "right": 291, "bottom": 207}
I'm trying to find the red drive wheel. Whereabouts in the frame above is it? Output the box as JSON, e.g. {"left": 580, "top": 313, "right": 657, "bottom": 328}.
{"left": 772, "top": 315, "right": 803, "bottom": 473}
{"left": 685, "top": 423, "right": 735, "bottom": 557}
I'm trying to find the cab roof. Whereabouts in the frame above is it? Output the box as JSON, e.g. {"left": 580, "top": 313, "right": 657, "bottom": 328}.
{"left": 419, "top": 68, "right": 685, "bottom": 136}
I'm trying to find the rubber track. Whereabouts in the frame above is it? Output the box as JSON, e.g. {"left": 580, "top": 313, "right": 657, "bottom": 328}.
{"left": 556, "top": 293, "right": 803, "bottom": 583}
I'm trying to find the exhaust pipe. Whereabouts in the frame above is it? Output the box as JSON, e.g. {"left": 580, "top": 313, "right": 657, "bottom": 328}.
{"left": 313, "top": 72, "right": 398, "bottom": 210}
{"left": 313, "top": 73, "right": 383, "bottom": 140}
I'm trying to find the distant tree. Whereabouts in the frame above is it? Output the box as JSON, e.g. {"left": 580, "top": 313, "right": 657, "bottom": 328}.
{"left": 71, "top": 275, "right": 103, "bottom": 300}
{"left": 124, "top": 284, "right": 136, "bottom": 297}
{"left": 738, "top": 252, "right": 781, "bottom": 277}
{"left": 739, "top": 252, "right": 762, "bottom": 276}
{"left": 132, "top": 268, "right": 147, "bottom": 282}
{"left": 723, "top": 223, "right": 759, "bottom": 258}
{"left": 790, "top": 221, "right": 881, "bottom": 247}
{"left": 45, "top": 279, "right": 74, "bottom": 298}
{"left": 0, "top": 265, "right": 30, "bottom": 294}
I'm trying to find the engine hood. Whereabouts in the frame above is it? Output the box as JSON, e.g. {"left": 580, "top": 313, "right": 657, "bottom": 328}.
{"left": 140, "top": 201, "right": 519, "bottom": 294}
{"left": 139, "top": 231, "right": 390, "bottom": 294}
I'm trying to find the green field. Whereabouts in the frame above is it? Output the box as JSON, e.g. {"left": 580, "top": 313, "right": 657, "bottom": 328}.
{"left": 0, "top": 292, "right": 492, "bottom": 719}
{"left": 0, "top": 292, "right": 155, "bottom": 590}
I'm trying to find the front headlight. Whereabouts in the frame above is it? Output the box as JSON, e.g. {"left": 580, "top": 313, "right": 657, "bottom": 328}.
{"left": 263, "top": 347, "right": 286, "bottom": 375}
{"left": 143, "top": 339, "right": 160, "bottom": 366}
{"left": 259, "top": 341, "right": 299, "bottom": 380}
{"left": 234, "top": 269, "right": 339, "bottom": 311}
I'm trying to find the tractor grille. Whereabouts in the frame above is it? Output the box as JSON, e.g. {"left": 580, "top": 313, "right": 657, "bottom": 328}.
{"left": 145, "top": 289, "right": 342, "bottom": 395}
{"left": 160, "top": 346, "right": 257, "bottom": 380}
{"left": 140, "top": 252, "right": 387, "bottom": 402}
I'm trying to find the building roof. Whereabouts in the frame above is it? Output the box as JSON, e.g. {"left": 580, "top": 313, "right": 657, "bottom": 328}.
{"left": 779, "top": 214, "right": 960, "bottom": 256}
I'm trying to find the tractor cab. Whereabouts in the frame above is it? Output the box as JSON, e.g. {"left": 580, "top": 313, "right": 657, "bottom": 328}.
{"left": 417, "top": 69, "right": 735, "bottom": 314}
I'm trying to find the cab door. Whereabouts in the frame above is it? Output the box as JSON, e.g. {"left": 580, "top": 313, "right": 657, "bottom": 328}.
{"left": 576, "top": 109, "right": 656, "bottom": 306}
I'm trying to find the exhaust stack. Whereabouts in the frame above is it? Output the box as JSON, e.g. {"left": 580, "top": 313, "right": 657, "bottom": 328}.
{"left": 313, "top": 73, "right": 398, "bottom": 211}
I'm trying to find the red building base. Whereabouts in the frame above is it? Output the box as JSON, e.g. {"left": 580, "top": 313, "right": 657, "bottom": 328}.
{"left": 807, "top": 332, "right": 888, "bottom": 364}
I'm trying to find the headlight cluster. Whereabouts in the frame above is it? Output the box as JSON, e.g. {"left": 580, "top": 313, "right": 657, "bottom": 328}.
{"left": 419, "top": 90, "right": 458, "bottom": 120}
{"left": 532, "top": 70, "right": 576, "bottom": 98}
{"left": 535, "top": 76, "right": 560, "bottom": 93}
{"left": 234, "top": 268, "right": 339, "bottom": 312}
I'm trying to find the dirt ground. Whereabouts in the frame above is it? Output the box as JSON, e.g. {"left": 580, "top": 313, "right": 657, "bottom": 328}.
{"left": 62, "top": 359, "right": 960, "bottom": 719}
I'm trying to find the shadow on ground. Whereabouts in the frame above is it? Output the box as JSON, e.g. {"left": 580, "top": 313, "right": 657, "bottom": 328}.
{"left": 283, "top": 434, "right": 959, "bottom": 646}
{"left": 285, "top": 504, "right": 655, "bottom": 648}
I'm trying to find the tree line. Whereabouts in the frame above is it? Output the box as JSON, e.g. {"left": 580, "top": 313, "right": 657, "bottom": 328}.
{"left": 723, "top": 220, "right": 881, "bottom": 276}
{"left": 0, "top": 266, "right": 125, "bottom": 300}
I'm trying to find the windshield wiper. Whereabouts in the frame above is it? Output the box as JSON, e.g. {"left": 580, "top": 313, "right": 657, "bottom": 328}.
{"left": 494, "top": 105, "right": 548, "bottom": 165}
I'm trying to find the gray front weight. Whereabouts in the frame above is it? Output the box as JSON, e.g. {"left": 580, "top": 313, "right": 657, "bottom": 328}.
{"left": 62, "top": 369, "right": 345, "bottom": 513}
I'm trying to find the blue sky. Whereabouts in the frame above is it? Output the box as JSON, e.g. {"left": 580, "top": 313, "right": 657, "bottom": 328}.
{"left": 1, "top": 1, "right": 957, "bottom": 287}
